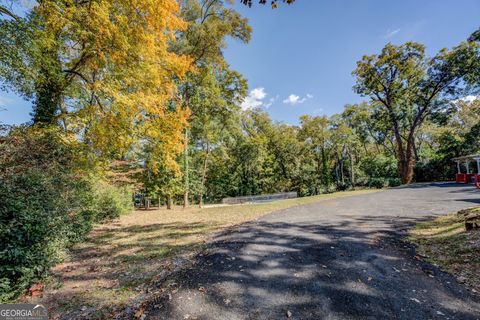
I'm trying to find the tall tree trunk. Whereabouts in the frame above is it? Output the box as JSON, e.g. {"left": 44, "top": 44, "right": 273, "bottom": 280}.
{"left": 316, "top": 154, "right": 322, "bottom": 193}
{"left": 348, "top": 149, "right": 355, "bottom": 187}
{"left": 59, "top": 99, "right": 69, "bottom": 130}
{"left": 362, "top": 142, "right": 369, "bottom": 155}
{"left": 339, "top": 155, "right": 345, "bottom": 185}
{"left": 166, "top": 194, "right": 173, "bottom": 210}
{"left": 395, "top": 138, "right": 416, "bottom": 184}
{"left": 334, "top": 155, "right": 339, "bottom": 185}
{"left": 412, "top": 137, "right": 420, "bottom": 162}
{"left": 33, "top": 45, "right": 63, "bottom": 126}
{"left": 385, "top": 105, "right": 411, "bottom": 184}
{"left": 183, "top": 191, "right": 188, "bottom": 209}
{"left": 33, "top": 70, "right": 62, "bottom": 125}
{"left": 403, "top": 135, "right": 416, "bottom": 184}
{"left": 391, "top": 122, "right": 410, "bottom": 184}
{"left": 183, "top": 128, "right": 189, "bottom": 208}
{"left": 199, "top": 142, "right": 210, "bottom": 208}
{"left": 321, "top": 147, "right": 330, "bottom": 189}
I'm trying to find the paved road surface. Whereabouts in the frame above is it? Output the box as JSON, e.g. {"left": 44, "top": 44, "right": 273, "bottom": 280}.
{"left": 147, "top": 183, "right": 480, "bottom": 320}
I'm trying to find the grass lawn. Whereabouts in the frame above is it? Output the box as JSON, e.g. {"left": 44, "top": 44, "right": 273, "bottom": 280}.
{"left": 408, "top": 209, "right": 480, "bottom": 294}
{"left": 22, "top": 189, "right": 377, "bottom": 319}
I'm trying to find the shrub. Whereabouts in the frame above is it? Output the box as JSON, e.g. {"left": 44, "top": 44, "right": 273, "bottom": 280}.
{"left": 368, "top": 177, "right": 387, "bottom": 189}
{"left": 0, "top": 127, "right": 94, "bottom": 301}
{"left": 92, "top": 182, "right": 133, "bottom": 221}
{"left": 335, "top": 182, "right": 350, "bottom": 191}
{"left": 387, "top": 177, "right": 402, "bottom": 187}
{"left": 0, "top": 127, "right": 135, "bottom": 301}
{"left": 360, "top": 155, "right": 397, "bottom": 179}
{"left": 354, "top": 177, "right": 370, "bottom": 187}
{"left": 367, "top": 177, "right": 402, "bottom": 189}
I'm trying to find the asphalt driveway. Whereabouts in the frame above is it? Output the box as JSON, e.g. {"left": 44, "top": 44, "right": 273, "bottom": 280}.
{"left": 146, "top": 183, "right": 480, "bottom": 320}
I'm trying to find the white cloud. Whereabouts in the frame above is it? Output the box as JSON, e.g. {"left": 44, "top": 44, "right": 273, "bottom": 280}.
{"left": 453, "top": 95, "right": 479, "bottom": 104}
{"left": 0, "top": 96, "right": 12, "bottom": 107}
{"left": 282, "top": 93, "right": 313, "bottom": 105}
{"left": 462, "top": 95, "right": 478, "bottom": 102}
{"left": 264, "top": 96, "right": 277, "bottom": 109}
{"left": 241, "top": 87, "right": 267, "bottom": 110}
{"left": 384, "top": 28, "right": 401, "bottom": 39}
{"left": 283, "top": 94, "right": 303, "bottom": 105}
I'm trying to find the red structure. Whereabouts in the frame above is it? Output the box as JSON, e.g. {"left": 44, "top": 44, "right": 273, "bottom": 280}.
{"left": 453, "top": 155, "right": 480, "bottom": 189}
{"left": 455, "top": 173, "right": 466, "bottom": 183}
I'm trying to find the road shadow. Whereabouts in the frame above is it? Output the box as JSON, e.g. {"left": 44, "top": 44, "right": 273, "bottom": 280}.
{"left": 144, "top": 216, "right": 480, "bottom": 320}
{"left": 394, "top": 181, "right": 479, "bottom": 191}
{"left": 454, "top": 198, "right": 480, "bottom": 204}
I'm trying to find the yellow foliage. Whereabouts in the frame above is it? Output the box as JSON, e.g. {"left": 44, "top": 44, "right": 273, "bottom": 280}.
{"left": 35, "top": 0, "right": 193, "bottom": 172}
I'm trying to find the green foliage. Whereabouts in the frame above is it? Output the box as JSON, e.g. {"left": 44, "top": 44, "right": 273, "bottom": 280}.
{"left": 92, "top": 183, "right": 133, "bottom": 221}
{"left": 353, "top": 40, "right": 480, "bottom": 183}
{"left": 0, "top": 127, "right": 132, "bottom": 301}
{"left": 0, "top": 17, "right": 36, "bottom": 99}
{"left": 241, "top": 0, "right": 295, "bottom": 7}
{"left": 0, "top": 127, "right": 92, "bottom": 300}
{"left": 414, "top": 99, "right": 480, "bottom": 182}
{"left": 360, "top": 155, "right": 397, "bottom": 179}
{"left": 368, "top": 177, "right": 388, "bottom": 189}
{"left": 367, "top": 177, "right": 401, "bottom": 189}
{"left": 387, "top": 177, "right": 402, "bottom": 187}
{"left": 174, "top": 0, "right": 251, "bottom": 205}
{"left": 469, "top": 27, "right": 480, "bottom": 42}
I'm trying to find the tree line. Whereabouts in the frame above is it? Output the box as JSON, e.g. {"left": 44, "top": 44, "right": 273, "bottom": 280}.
{"left": 173, "top": 96, "right": 480, "bottom": 206}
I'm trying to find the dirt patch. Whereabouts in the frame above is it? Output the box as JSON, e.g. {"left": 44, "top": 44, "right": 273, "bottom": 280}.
{"left": 408, "top": 210, "right": 480, "bottom": 294}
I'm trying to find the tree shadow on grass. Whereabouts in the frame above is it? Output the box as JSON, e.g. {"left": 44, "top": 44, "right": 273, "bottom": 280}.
{"left": 144, "top": 216, "right": 480, "bottom": 320}
{"left": 29, "top": 221, "right": 221, "bottom": 319}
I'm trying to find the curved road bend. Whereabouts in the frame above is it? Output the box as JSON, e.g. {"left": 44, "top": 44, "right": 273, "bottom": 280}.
{"left": 146, "top": 182, "right": 480, "bottom": 320}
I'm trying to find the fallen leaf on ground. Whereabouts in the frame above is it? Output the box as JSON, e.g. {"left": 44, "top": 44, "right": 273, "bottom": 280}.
{"left": 29, "top": 283, "right": 44, "bottom": 297}
{"left": 134, "top": 307, "right": 145, "bottom": 319}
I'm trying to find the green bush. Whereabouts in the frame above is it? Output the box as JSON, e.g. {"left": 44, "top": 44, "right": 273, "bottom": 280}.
{"left": 0, "top": 127, "right": 96, "bottom": 301}
{"left": 0, "top": 171, "right": 95, "bottom": 300}
{"left": 360, "top": 155, "right": 402, "bottom": 188}
{"left": 387, "top": 177, "right": 402, "bottom": 187}
{"left": 93, "top": 182, "right": 132, "bottom": 221}
{"left": 335, "top": 182, "right": 350, "bottom": 191}
{"left": 0, "top": 127, "right": 132, "bottom": 302}
{"left": 368, "top": 177, "right": 402, "bottom": 189}
{"left": 368, "top": 177, "right": 387, "bottom": 189}
{"left": 360, "top": 155, "right": 397, "bottom": 179}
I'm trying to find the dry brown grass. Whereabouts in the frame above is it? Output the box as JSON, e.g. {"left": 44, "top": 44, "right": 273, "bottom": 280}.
{"left": 409, "top": 210, "right": 480, "bottom": 293}
{"left": 22, "top": 189, "right": 377, "bottom": 319}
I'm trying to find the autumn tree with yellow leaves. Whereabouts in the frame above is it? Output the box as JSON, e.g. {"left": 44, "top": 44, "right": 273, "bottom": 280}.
{"left": 0, "top": 0, "right": 195, "bottom": 297}
{"left": 1, "top": 0, "right": 193, "bottom": 171}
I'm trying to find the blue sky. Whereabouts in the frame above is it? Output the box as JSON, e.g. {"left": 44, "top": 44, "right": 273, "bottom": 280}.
{"left": 225, "top": 0, "right": 480, "bottom": 124}
{"left": 1, "top": 0, "right": 479, "bottom": 125}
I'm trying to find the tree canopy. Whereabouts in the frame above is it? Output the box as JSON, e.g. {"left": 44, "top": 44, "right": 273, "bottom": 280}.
{"left": 353, "top": 41, "right": 480, "bottom": 183}
{"left": 241, "top": 0, "right": 295, "bottom": 8}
